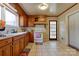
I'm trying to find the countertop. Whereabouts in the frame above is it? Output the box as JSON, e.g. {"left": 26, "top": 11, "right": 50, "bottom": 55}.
{"left": 0, "top": 31, "right": 28, "bottom": 40}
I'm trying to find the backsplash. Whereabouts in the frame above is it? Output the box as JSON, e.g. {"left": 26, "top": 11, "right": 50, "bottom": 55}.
{"left": 0, "top": 25, "right": 34, "bottom": 34}
{"left": 0, "top": 25, "right": 19, "bottom": 34}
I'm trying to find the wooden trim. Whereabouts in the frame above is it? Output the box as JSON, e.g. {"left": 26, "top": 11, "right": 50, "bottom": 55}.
{"left": 3, "top": 3, "right": 17, "bottom": 12}
{"left": 28, "top": 15, "right": 58, "bottom": 17}
{"left": 49, "top": 20, "right": 57, "bottom": 40}
{"left": 57, "top": 3, "right": 78, "bottom": 17}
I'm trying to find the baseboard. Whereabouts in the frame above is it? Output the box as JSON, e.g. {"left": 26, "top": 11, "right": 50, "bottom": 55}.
{"left": 68, "top": 44, "right": 79, "bottom": 51}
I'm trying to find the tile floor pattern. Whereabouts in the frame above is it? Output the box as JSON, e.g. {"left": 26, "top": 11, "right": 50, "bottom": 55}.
{"left": 27, "top": 41, "right": 79, "bottom": 56}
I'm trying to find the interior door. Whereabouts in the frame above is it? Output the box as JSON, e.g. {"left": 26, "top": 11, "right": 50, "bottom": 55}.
{"left": 69, "top": 11, "right": 79, "bottom": 49}
{"left": 49, "top": 21, "right": 57, "bottom": 40}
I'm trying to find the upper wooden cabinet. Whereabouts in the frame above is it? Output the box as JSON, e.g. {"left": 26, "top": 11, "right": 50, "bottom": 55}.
{"left": 10, "top": 3, "right": 28, "bottom": 27}
{"left": 28, "top": 15, "right": 46, "bottom": 27}
{"left": 28, "top": 16, "right": 35, "bottom": 27}
{"left": 19, "top": 15, "right": 28, "bottom": 27}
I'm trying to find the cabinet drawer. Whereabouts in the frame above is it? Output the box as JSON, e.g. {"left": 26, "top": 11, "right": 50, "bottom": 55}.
{"left": 0, "top": 38, "right": 12, "bottom": 48}
{"left": 13, "top": 35, "right": 25, "bottom": 41}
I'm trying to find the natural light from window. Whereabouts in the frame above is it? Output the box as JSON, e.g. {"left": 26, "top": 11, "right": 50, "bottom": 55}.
{"left": 0, "top": 6, "right": 1, "bottom": 20}
{"left": 5, "top": 9, "right": 19, "bottom": 27}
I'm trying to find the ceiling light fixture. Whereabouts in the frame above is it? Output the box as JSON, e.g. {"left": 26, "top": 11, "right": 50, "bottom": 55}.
{"left": 38, "top": 3, "right": 48, "bottom": 10}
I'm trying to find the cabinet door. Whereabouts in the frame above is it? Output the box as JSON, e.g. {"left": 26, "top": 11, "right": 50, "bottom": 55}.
{"left": 0, "top": 48, "right": 3, "bottom": 56}
{"left": 24, "top": 15, "right": 28, "bottom": 27}
{"left": 19, "top": 37, "right": 24, "bottom": 53}
{"left": 3, "top": 44, "right": 12, "bottom": 56}
{"left": 29, "top": 32, "right": 34, "bottom": 42}
{"left": 19, "top": 16, "right": 24, "bottom": 27}
{"left": 25, "top": 33, "right": 29, "bottom": 46}
{"left": 13, "top": 40, "right": 20, "bottom": 56}
{"left": 19, "top": 15, "right": 28, "bottom": 27}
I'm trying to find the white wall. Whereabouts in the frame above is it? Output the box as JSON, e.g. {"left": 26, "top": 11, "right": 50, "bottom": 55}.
{"left": 57, "top": 3, "right": 79, "bottom": 45}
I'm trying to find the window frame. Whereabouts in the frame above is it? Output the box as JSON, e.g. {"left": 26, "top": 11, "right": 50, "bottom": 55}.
{"left": 0, "top": 3, "right": 19, "bottom": 27}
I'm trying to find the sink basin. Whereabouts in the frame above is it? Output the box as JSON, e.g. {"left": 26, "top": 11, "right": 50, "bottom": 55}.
{"left": 0, "top": 35, "right": 6, "bottom": 37}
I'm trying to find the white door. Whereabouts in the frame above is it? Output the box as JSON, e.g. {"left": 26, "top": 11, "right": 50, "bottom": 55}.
{"left": 69, "top": 11, "right": 79, "bottom": 49}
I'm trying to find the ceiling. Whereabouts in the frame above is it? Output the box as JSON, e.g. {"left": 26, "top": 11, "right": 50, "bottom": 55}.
{"left": 19, "top": 3, "right": 75, "bottom": 16}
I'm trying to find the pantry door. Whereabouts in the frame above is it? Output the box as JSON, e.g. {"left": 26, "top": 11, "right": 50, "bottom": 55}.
{"left": 49, "top": 20, "right": 57, "bottom": 40}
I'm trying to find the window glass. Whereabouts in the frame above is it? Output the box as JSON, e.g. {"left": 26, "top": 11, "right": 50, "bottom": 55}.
{"left": 5, "top": 9, "right": 19, "bottom": 27}
{"left": 0, "top": 6, "right": 1, "bottom": 20}
{"left": 50, "top": 21, "right": 56, "bottom": 38}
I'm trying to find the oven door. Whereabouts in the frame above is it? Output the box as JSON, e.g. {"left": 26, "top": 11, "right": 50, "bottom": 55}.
{"left": 34, "top": 32, "right": 43, "bottom": 43}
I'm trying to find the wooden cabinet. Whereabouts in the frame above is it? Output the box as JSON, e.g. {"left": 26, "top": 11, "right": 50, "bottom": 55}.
{"left": 0, "top": 38, "right": 12, "bottom": 56}
{"left": 0, "top": 33, "right": 29, "bottom": 56}
{"left": 19, "top": 15, "right": 28, "bottom": 27}
{"left": 29, "top": 32, "right": 34, "bottom": 42}
{"left": 13, "top": 40, "right": 20, "bottom": 56}
{"left": 19, "top": 35, "right": 25, "bottom": 53}
{"left": 28, "top": 16, "right": 35, "bottom": 27}
{"left": 3, "top": 43, "right": 12, "bottom": 56}
{"left": 25, "top": 33, "right": 29, "bottom": 46}
{"left": 13, "top": 34, "right": 28, "bottom": 56}
{"left": 0, "top": 48, "right": 3, "bottom": 56}
{"left": 28, "top": 15, "right": 46, "bottom": 27}
{"left": 13, "top": 35, "right": 25, "bottom": 56}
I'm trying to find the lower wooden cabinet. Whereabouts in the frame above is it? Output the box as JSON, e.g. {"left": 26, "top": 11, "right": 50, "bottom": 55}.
{"left": 19, "top": 37, "right": 25, "bottom": 53}
{"left": 3, "top": 43, "right": 12, "bottom": 56}
{"left": 13, "top": 40, "right": 20, "bottom": 56}
{"left": 25, "top": 33, "right": 29, "bottom": 46}
{"left": 0, "top": 33, "right": 29, "bottom": 56}
{"left": 29, "top": 32, "right": 34, "bottom": 42}
{"left": 0, "top": 48, "right": 3, "bottom": 56}
{"left": 0, "top": 43, "right": 12, "bottom": 56}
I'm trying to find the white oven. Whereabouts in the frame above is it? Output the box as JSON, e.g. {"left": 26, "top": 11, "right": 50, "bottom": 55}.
{"left": 34, "top": 25, "right": 45, "bottom": 43}
{"left": 34, "top": 32, "right": 43, "bottom": 43}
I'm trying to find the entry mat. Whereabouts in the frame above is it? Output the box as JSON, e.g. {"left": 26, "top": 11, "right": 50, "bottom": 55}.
{"left": 35, "top": 42, "right": 43, "bottom": 45}
{"left": 20, "top": 48, "right": 30, "bottom": 56}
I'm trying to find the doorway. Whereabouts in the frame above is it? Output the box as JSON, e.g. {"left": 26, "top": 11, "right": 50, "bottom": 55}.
{"left": 49, "top": 20, "right": 57, "bottom": 40}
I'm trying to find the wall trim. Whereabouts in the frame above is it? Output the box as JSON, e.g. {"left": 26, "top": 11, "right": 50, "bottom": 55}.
{"left": 58, "top": 3, "right": 78, "bottom": 17}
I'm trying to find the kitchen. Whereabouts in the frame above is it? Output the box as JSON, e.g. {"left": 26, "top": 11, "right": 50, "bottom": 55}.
{"left": 0, "top": 3, "right": 79, "bottom": 56}
{"left": 0, "top": 3, "right": 51, "bottom": 56}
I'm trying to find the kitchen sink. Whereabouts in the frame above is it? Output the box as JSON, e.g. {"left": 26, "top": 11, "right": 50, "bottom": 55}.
{"left": 0, "top": 35, "right": 6, "bottom": 37}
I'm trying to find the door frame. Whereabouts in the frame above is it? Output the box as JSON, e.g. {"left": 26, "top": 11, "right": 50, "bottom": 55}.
{"left": 49, "top": 20, "right": 57, "bottom": 40}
